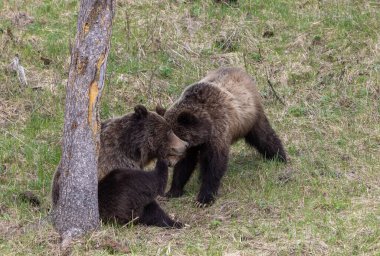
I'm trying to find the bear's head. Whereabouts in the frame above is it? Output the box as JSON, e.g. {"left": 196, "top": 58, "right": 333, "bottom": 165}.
{"left": 130, "top": 105, "right": 188, "bottom": 167}
{"left": 156, "top": 105, "right": 212, "bottom": 148}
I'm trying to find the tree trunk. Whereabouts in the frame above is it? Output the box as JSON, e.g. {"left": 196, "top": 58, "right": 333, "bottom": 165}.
{"left": 52, "top": 0, "right": 114, "bottom": 244}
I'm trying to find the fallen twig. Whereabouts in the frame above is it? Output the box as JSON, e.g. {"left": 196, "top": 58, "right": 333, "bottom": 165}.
{"left": 10, "top": 54, "right": 28, "bottom": 86}
{"left": 266, "top": 70, "right": 285, "bottom": 106}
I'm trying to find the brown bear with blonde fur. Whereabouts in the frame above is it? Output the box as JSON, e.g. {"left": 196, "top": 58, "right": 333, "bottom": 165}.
{"left": 158, "top": 67, "right": 287, "bottom": 207}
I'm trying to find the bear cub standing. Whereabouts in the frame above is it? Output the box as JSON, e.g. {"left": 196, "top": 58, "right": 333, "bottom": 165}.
{"left": 160, "top": 67, "right": 287, "bottom": 207}
{"left": 99, "top": 159, "right": 183, "bottom": 228}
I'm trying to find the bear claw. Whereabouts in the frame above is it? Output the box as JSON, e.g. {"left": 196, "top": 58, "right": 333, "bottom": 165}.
{"left": 194, "top": 200, "right": 213, "bottom": 208}
{"left": 195, "top": 193, "right": 215, "bottom": 207}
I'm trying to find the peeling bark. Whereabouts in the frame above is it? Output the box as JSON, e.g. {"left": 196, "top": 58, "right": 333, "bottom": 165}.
{"left": 52, "top": 0, "right": 114, "bottom": 244}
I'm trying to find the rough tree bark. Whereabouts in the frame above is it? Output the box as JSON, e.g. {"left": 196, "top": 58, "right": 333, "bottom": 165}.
{"left": 52, "top": 0, "right": 114, "bottom": 245}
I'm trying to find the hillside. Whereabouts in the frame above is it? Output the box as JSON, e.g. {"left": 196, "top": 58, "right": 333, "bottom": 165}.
{"left": 0, "top": 0, "right": 379, "bottom": 255}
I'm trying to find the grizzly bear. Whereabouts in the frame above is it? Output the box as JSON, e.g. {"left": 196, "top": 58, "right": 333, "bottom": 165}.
{"left": 159, "top": 67, "right": 287, "bottom": 207}
{"left": 52, "top": 105, "right": 188, "bottom": 227}
{"left": 98, "top": 104, "right": 188, "bottom": 180}
{"left": 98, "top": 159, "right": 183, "bottom": 228}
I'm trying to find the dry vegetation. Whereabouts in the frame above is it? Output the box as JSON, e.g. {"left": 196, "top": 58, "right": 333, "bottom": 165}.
{"left": 0, "top": 0, "right": 379, "bottom": 255}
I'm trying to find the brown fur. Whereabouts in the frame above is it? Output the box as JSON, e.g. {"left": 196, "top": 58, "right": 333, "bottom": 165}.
{"left": 161, "top": 67, "right": 286, "bottom": 206}
{"left": 98, "top": 105, "right": 188, "bottom": 180}
{"left": 98, "top": 159, "right": 183, "bottom": 228}
{"left": 52, "top": 105, "right": 188, "bottom": 207}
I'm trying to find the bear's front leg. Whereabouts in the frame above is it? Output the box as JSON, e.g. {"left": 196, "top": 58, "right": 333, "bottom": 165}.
{"left": 165, "top": 147, "right": 199, "bottom": 198}
{"left": 196, "top": 143, "right": 229, "bottom": 207}
{"left": 139, "top": 201, "right": 184, "bottom": 228}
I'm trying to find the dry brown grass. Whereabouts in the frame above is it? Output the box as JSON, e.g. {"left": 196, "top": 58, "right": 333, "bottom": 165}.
{"left": 0, "top": 0, "right": 379, "bottom": 255}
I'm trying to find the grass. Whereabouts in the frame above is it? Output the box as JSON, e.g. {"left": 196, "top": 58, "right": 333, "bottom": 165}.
{"left": 1, "top": 0, "right": 379, "bottom": 255}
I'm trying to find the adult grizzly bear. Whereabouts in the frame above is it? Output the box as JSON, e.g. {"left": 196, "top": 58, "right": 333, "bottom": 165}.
{"left": 52, "top": 105, "right": 188, "bottom": 226}
{"left": 99, "top": 159, "right": 183, "bottom": 228}
{"left": 160, "top": 67, "right": 287, "bottom": 207}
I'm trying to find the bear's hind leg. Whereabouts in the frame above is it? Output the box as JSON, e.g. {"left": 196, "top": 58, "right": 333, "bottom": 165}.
{"left": 139, "top": 201, "right": 184, "bottom": 228}
{"left": 245, "top": 114, "right": 287, "bottom": 162}
{"left": 196, "top": 143, "right": 229, "bottom": 207}
{"left": 166, "top": 147, "right": 199, "bottom": 198}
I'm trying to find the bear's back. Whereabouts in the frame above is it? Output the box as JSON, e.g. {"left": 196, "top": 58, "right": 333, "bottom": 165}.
{"left": 99, "top": 115, "right": 140, "bottom": 180}
{"left": 200, "top": 67, "right": 263, "bottom": 141}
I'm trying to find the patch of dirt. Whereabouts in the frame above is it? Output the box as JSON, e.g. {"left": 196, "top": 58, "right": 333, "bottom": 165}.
{"left": 11, "top": 12, "right": 34, "bottom": 27}
{"left": 0, "top": 99, "right": 29, "bottom": 127}
{"left": 0, "top": 220, "right": 22, "bottom": 238}
{"left": 25, "top": 67, "right": 61, "bottom": 93}
{"left": 0, "top": 11, "right": 34, "bottom": 28}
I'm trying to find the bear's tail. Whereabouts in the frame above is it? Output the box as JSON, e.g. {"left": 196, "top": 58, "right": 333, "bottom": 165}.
{"left": 245, "top": 113, "right": 287, "bottom": 162}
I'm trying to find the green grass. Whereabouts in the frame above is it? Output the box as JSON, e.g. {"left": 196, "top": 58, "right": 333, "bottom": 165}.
{"left": 1, "top": 0, "right": 379, "bottom": 255}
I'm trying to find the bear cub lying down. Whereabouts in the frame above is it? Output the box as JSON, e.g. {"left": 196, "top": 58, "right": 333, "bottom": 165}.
{"left": 98, "top": 159, "right": 183, "bottom": 228}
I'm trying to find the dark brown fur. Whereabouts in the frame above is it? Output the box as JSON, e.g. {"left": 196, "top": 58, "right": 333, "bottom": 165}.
{"left": 98, "top": 105, "right": 188, "bottom": 180}
{"left": 98, "top": 159, "right": 183, "bottom": 228}
{"left": 161, "top": 67, "right": 287, "bottom": 206}
{"left": 52, "top": 105, "right": 188, "bottom": 223}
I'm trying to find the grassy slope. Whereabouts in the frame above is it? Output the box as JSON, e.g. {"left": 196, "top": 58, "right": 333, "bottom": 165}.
{"left": 0, "top": 0, "right": 379, "bottom": 255}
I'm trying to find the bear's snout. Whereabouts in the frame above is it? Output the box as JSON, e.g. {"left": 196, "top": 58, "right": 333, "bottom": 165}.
{"left": 166, "top": 132, "right": 188, "bottom": 167}
{"left": 169, "top": 132, "right": 188, "bottom": 155}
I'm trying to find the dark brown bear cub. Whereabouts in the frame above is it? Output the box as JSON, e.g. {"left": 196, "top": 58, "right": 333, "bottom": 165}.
{"left": 98, "top": 159, "right": 183, "bottom": 228}
{"left": 160, "top": 67, "right": 287, "bottom": 207}
{"left": 98, "top": 105, "right": 188, "bottom": 180}
{"left": 52, "top": 105, "right": 188, "bottom": 207}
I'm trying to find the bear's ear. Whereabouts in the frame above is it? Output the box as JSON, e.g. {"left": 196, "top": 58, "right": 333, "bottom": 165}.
{"left": 134, "top": 105, "right": 148, "bottom": 119}
{"left": 177, "top": 111, "right": 198, "bottom": 126}
{"left": 155, "top": 105, "right": 166, "bottom": 116}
